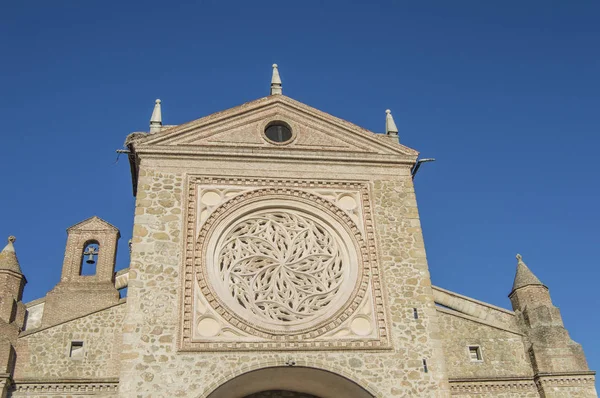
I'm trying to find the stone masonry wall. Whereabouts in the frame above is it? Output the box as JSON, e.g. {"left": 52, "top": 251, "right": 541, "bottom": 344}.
{"left": 118, "top": 167, "right": 450, "bottom": 397}
{"left": 438, "top": 310, "right": 533, "bottom": 379}
{"left": 13, "top": 303, "right": 125, "bottom": 382}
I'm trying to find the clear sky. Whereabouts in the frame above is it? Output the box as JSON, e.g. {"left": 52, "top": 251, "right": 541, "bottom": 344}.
{"left": 2, "top": 0, "right": 599, "bottom": 382}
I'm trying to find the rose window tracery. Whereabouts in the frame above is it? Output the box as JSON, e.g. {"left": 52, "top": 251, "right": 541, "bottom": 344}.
{"left": 216, "top": 211, "right": 345, "bottom": 323}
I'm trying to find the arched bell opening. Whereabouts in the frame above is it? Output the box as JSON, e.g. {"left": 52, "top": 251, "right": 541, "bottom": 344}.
{"left": 206, "top": 366, "right": 374, "bottom": 398}
{"left": 80, "top": 240, "right": 99, "bottom": 276}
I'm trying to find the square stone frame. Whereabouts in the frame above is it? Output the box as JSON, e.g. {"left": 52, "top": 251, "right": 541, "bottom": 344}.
{"left": 178, "top": 175, "right": 393, "bottom": 352}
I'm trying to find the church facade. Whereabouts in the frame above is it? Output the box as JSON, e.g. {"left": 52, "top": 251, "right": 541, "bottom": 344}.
{"left": 0, "top": 66, "right": 596, "bottom": 397}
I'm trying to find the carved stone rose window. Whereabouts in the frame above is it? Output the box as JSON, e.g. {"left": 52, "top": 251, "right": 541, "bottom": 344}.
{"left": 203, "top": 196, "right": 361, "bottom": 334}
{"left": 217, "top": 211, "right": 344, "bottom": 323}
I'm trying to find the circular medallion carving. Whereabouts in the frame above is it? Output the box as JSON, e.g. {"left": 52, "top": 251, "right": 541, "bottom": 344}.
{"left": 217, "top": 210, "right": 345, "bottom": 323}
{"left": 198, "top": 189, "right": 365, "bottom": 336}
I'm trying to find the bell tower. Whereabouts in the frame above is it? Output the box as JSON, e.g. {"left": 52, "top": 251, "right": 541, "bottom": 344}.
{"left": 41, "top": 216, "right": 121, "bottom": 327}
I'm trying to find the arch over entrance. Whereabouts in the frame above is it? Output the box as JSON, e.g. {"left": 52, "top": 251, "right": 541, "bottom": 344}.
{"left": 206, "top": 366, "right": 374, "bottom": 398}
{"left": 245, "top": 392, "right": 319, "bottom": 398}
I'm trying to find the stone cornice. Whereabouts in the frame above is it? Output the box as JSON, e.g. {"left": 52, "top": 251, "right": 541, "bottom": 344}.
{"left": 449, "top": 372, "right": 597, "bottom": 393}
{"left": 535, "top": 371, "right": 596, "bottom": 388}
{"left": 449, "top": 376, "right": 537, "bottom": 393}
{"left": 135, "top": 145, "right": 416, "bottom": 165}
{"left": 12, "top": 378, "right": 119, "bottom": 393}
{"left": 0, "top": 268, "right": 26, "bottom": 281}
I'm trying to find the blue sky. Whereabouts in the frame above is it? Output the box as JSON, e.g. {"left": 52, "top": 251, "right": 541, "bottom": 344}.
{"left": 2, "top": 0, "right": 599, "bottom": 381}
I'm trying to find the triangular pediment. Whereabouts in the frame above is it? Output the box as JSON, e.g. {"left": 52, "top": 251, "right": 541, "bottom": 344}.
{"left": 67, "top": 216, "right": 120, "bottom": 233}
{"left": 132, "top": 95, "right": 418, "bottom": 162}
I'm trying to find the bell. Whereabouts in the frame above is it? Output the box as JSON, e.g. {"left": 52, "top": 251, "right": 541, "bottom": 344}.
{"left": 86, "top": 253, "right": 96, "bottom": 264}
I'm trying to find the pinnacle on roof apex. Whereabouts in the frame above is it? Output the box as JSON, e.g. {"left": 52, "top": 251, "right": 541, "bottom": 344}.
{"left": 385, "top": 109, "right": 399, "bottom": 137}
{"left": 150, "top": 98, "right": 163, "bottom": 133}
{"left": 512, "top": 253, "right": 544, "bottom": 292}
{"left": 0, "top": 235, "right": 23, "bottom": 274}
{"left": 270, "top": 64, "right": 282, "bottom": 95}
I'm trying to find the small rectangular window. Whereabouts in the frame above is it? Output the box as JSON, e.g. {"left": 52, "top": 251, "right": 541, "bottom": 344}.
{"left": 70, "top": 341, "right": 84, "bottom": 359}
{"left": 468, "top": 345, "right": 482, "bottom": 361}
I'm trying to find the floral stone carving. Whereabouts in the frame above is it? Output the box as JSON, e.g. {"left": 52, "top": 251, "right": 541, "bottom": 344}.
{"left": 204, "top": 196, "right": 360, "bottom": 334}
{"left": 215, "top": 210, "right": 347, "bottom": 324}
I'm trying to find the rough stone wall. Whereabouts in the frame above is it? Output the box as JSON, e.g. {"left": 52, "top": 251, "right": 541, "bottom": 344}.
{"left": 13, "top": 303, "right": 125, "bottom": 381}
{"left": 438, "top": 310, "right": 532, "bottom": 379}
{"left": 118, "top": 167, "right": 449, "bottom": 397}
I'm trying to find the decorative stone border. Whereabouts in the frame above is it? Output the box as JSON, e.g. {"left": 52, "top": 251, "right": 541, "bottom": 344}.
{"left": 449, "top": 373, "right": 597, "bottom": 393}
{"left": 13, "top": 379, "right": 119, "bottom": 393}
{"left": 535, "top": 373, "right": 597, "bottom": 388}
{"left": 180, "top": 176, "right": 390, "bottom": 351}
{"left": 449, "top": 378, "right": 537, "bottom": 393}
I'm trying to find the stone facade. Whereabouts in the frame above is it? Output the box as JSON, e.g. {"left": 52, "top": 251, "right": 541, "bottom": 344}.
{"left": 0, "top": 90, "right": 596, "bottom": 398}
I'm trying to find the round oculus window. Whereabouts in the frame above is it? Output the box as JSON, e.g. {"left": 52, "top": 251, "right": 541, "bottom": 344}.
{"left": 264, "top": 122, "right": 293, "bottom": 143}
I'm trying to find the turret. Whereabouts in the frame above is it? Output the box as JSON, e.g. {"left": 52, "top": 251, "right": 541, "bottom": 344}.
{"left": 0, "top": 236, "right": 27, "bottom": 398}
{"left": 509, "top": 254, "right": 552, "bottom": 313}
{"left": 509, "top": 254, "right": 595, "bottom": 397}
{"left": 0, "top": 237, "right": 26, "bottom": 325}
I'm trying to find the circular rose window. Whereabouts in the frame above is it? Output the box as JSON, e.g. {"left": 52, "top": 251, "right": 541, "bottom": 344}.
{"left": 203, "top": 196, "right": 360, "bottom": 334}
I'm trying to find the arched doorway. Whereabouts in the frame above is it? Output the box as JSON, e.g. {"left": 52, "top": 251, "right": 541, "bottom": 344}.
{"left": 245, "top": 392, "right": 319, "bottom": 398}
{"left": 207, "top": 366, "right": 373, "bottom": 398}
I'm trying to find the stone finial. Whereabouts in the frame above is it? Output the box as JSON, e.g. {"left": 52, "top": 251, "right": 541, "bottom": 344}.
{"left": 512, "top": 253, "right": 544, "bottom": 292}
{"left": 385, "top": 109, "right": 399, "bottom": 137}
{"left": 270, "top": 64, "right": 282, "bottom": 95}
{"left": 150, "top": 99, "right": 162, "bottom": 133}
{"left": 0, "top": 235, "right": 23, "bottom": 274}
